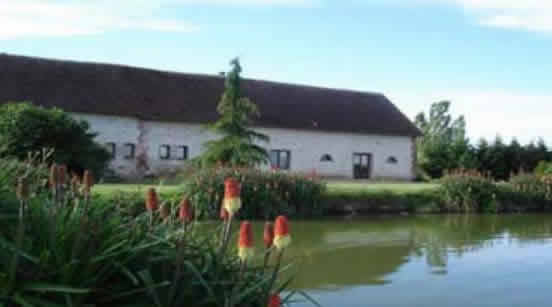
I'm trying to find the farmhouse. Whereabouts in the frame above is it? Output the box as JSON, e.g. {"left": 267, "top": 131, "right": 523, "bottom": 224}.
{"left": 0, "top": 54, "right": 421, "bottom": 180}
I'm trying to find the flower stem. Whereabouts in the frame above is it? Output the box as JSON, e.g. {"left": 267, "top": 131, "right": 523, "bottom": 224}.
{"left": 268, "top": 249, "right": 285, "bottom": 297}
{"left": 8, "top": 200, "right": 26, "bottom": 292}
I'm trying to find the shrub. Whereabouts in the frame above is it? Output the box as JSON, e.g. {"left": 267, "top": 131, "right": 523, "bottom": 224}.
{"left": 183, "top": 167, "right": 326, "bottom": 219}
{"left": 0, "top": 150, "right": 50, "bottom": 201}
{"left": 439, "top": 169, "right": 499, "bottom": 212}
{"left": 508, "top": 174, "right": 552, "bottom": 210}
{"left": 0, "top": 102, "right": 111, "bottom": 177}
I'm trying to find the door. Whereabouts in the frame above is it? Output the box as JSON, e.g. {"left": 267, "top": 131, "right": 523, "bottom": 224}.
{"left": 353, "top": 153, "right": 372, "bottom": 179}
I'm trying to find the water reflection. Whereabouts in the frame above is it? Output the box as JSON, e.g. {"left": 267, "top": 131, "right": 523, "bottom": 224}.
{"left": 273, "top": 215, "right": 552, "bottom": 292}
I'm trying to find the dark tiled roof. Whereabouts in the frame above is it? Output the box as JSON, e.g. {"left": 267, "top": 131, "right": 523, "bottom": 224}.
{"left": 0, "top": 53, "right": 421, "bottom": 136}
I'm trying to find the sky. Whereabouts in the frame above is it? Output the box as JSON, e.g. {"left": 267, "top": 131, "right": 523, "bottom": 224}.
{"left": 2, "top": 0, "right": 552, "bottom": 144}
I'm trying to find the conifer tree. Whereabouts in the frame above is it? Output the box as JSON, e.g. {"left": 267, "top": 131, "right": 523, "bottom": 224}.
{"left": 201, "top": 58, "right": 269, "bottom": 167}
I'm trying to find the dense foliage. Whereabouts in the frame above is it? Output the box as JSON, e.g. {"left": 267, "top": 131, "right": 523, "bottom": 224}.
{"left": 183, "top": 167, "right": 326, "bottom": 219}
{"left": 201, "top": 59, "right": 270, "bottom": 167}
{"left": 507, "top": 173, "right": 552, "bottom": 209}
{"left": 439, "top": 169, "right": 499, "bottom": 212}
{"left": 0, "top": 161, "right": 308, "bottom": 307}
{"left": 534, "top": 160, "right": 552, "bottom": 176}
{"left": 415, "top": 101, "right": 473, "bottom": 179}
{"left": 415, "top": 101, "right": 552, "bottom": 180}
{"left": 0, "top": 102, "right": 111, "bottom": 177}
{"left": 474, "top": 137, "right": 551, "bottom": 180}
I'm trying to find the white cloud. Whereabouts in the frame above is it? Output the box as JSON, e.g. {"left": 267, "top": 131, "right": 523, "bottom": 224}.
{"left": 0, "top": 0, "right": 315, "bottom": 39}
{"left": 388, "top": 89, "right": 552, "bottom": 144}
{"left": 0, "top": 0, "right": 198, "bottom": 39}
{"left": 439, "top": 0, "right": 552, "bottom": 33}
{"left": 172, "top": 0, "right": 314, "bottom": 5}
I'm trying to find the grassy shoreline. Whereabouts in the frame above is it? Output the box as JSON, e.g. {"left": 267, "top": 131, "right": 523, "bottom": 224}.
{"left": 94, "top": 182, "right": 442, "bottom": 215}
{"left": 94, "top": 181, "right": 552, "bottom": 215}
{"left": 94, "top": 182, "right": 438, "bottom": 197}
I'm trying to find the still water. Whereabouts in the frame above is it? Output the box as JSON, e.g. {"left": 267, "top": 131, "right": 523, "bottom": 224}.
{"left": 276, "top": 215, "right": 552, "bottom": 307}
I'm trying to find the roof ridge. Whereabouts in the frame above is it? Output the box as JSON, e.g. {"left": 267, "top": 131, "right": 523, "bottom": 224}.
{"left": 0, "top": 53, "right": 384, "bottom": 97}
{"left": 0, "top": 52, "right": 421, "bottom": 137}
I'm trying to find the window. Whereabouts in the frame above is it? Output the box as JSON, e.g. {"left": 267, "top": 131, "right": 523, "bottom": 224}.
{"left": 124, "top": 143, "right": 135, "bottom": 160}
{"left": 159, "top": 145, "right": 171, "bottom": 160}
{"left": 176, "top": 146, "right": 188, "bottom": 160}
{"left": 387, "top": 156, "right": 398, "bottom": 164}
{"left": 105, "top": 142, "right": 116, "bottom": 159}
{"left": 270, "top": 149, "right": 291, "bottom": 170}
{"left": 320, "top": 154, "right": 333, "bottom": 162}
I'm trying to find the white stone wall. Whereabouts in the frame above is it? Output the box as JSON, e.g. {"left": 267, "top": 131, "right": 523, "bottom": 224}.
{"left": 72, "top": 113, "right": 415, "bottom": 180}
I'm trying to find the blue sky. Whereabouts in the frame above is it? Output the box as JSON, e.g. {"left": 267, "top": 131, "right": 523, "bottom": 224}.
{"left": 2, "top": 0, "right": 552, "bottom": 144}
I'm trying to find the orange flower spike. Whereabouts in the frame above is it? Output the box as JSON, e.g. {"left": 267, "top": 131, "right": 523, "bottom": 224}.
{"left": 238, "top": 221, "right": 255, "bottom": 261}
{"left": 223, "top": 177, "right": 241, "bottom": 216}
{"left": 145, "top": 188, "right": 159, "bottom": 211}
{"left": 263, "top": 222, "right": 274, "bottom": 249}
{"left": 274, "top": 216, "right": 292, "bottom": 250}
{"left": 179, "top": 198, "right": 193, "bottom": 223}
{"left": 268, "top": 294, "right": 282, "bottom": 307}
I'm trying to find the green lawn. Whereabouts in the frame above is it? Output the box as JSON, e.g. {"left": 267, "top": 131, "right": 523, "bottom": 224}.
{"left": 94, "top": 181, "right": 438, "bottom": 197}
{"left": 93, "top": 183, "right": 182, "bottom": 196}
{"left": 326, "top": 182, "right": 438, "bottom": 196}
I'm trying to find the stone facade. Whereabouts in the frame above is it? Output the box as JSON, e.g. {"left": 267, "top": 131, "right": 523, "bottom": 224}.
{"left": 72, "top": 113, "right": 416, "bottom": 180}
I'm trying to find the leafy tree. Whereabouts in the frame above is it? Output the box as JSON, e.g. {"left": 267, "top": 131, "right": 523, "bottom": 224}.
{"left": 0, "top": 102, "right": 111, "bottom": 176}
{"left": 416, "top": 102, "right": 552, "bottom": 180}
{"left": 415, "top": 101, "right": 471, "bottom": 178}
{"left": 201, "top": 58, "right": 269, "bottom": 167}
{"left": 535, "top": 160, "right": 552, "bottom": 176}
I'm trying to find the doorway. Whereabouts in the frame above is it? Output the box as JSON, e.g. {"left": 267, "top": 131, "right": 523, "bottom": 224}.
{"left": 353, "top": 153, "right": 372, "bottom": 179}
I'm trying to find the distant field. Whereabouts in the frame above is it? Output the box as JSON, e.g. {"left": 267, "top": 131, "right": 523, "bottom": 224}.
{"left": 94, "top": 181, "right": 438, "bottom": 197}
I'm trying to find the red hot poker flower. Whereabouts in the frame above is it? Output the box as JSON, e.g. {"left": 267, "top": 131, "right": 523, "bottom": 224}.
{"left": 223, "top": 177, "right": 241, "bottom": 215}
{"left": 179, "top": 198, "right": 193, "bottom": 223}
{"left": 274, "top": 215, "right": 291, "bottom": 250}
{"left": 238, "top": 221, "right": 254, "bottom": 260}
{"left": 145, "top": 188, "right": 159, "bottom": 211}
{"left": 239, "top": 221, "right": 254, "bottom": 248}
{"left": 268, "top": 294, "right": 282, "bottom": 307}
{"left": 224, "top": 177, "right": 240, "bottom": 198}
{"left": 263, "top": 222, "right": 274, "bottom": 249}
{"left": 274, "top": 216, "right": 289, "bottom": 237}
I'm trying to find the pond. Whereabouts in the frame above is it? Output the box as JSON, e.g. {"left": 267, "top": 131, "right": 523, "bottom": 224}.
{"left": 276, "top": 215, "right": 552, "bottom": 307}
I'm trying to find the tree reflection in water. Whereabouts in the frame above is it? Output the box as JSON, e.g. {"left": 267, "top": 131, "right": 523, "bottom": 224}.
{"left": 259, "top": 215, "right": 552, "bottom": 291}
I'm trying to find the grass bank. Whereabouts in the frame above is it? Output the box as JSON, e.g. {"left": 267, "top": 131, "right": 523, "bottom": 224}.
{"left": 94, "top": 182, "right": 438, "bottom": 197}
{"left": 94, "top": 179, "right": 552, "bottom": 215}
{"left": 94, "top": 182, "right": 442, "bottom": 215}
{"left": 323, "top": 182, "right": 441, "bottom": 214}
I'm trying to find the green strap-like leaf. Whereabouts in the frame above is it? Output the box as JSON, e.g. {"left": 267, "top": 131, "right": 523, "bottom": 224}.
{"left": 22, "top": 283, "right": 90, "bottom": 294}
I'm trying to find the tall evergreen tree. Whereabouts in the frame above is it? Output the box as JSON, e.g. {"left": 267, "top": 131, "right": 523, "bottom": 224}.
{"left": 201, "top": 58, "right": 270, "bottom": 167}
